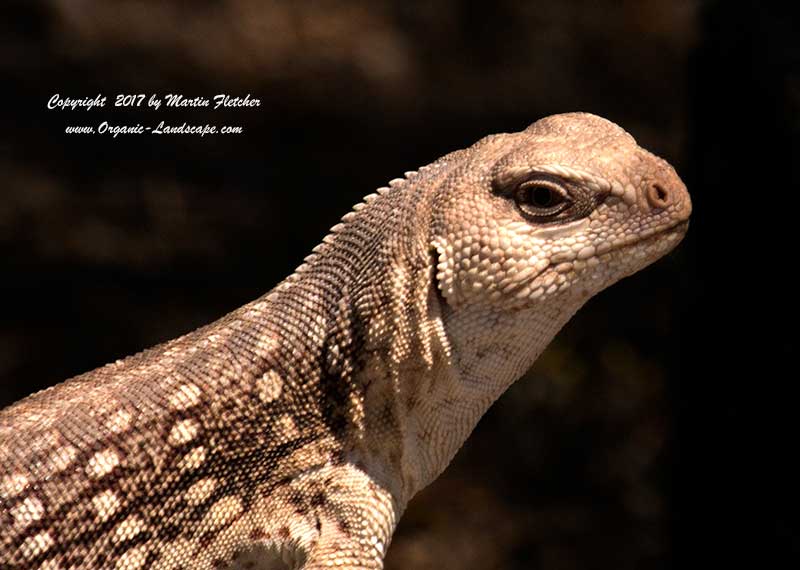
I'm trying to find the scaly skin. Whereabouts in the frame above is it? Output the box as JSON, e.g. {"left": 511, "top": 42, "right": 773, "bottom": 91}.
{"left": 0, "top": 113, "right": 691, "bottom": 570}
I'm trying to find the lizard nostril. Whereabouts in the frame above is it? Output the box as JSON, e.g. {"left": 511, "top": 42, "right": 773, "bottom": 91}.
{"left": 646, "top": 183, "right": 670, "bottom": 210}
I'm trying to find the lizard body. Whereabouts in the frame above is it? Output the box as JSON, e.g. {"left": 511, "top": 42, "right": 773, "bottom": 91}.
{"left": 0, "top": 113, "right": 691, "bottom": 569}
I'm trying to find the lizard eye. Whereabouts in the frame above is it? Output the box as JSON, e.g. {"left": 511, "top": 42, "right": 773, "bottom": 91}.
{"left": 514, "top": 180, "right": 571, "bottom": 220}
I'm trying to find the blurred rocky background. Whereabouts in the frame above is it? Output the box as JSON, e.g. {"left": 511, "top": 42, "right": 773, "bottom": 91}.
{"left": 1, "top": 1, "right": 797, "bottom": 568}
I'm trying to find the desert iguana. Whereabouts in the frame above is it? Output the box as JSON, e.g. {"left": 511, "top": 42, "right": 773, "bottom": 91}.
{"left": 0, "top": 113, "right": 691, "bottom": 569}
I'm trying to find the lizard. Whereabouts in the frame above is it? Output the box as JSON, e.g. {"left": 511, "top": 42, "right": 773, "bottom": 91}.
{"left": 0, "top": 113, "right": 691, "bottom": 570}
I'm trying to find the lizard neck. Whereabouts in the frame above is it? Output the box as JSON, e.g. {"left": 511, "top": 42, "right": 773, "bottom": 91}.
{"left": 323, "top": 247, "right": 587, "bottom": 504}
{"left": 261, "top": 187, "right": 587, "bottom": 507}
{"left": 250, "top": 170, "right": 587, "bottom": 508}
{"left": 371, "top": 291, "right": 584, "bottom": 502}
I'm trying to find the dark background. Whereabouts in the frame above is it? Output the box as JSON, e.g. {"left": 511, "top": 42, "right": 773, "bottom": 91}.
{"left": 1, "top": 1, "right": 797, "bottom": 568}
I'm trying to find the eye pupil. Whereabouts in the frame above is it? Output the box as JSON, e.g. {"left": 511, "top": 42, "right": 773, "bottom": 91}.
{"left": 511, "top": 179, "right": 572, "bottom": 222}
{"left": 531, "top": 186, "right": 555, "bottom": 207}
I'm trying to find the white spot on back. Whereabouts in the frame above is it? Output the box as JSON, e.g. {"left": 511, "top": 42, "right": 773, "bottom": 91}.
{"left": 178, "top": 446, "right": 207, "bottom": 471}
{"left": 168, "top": 383, "right": 202, "bottom": 411}
{"left": 21, "top": 531, "right": 54, "bottom": 559}
{"left": 50, "top": 445, "right": 78, "bottom": 473}
{"left": 87, "top": 448, "right": 120, "bottom": 479}
{"left": 92, "top": 490, "right": 122, "bottom": 522}
{"left": 255, "top": 335, "right": 279, "bottom": 354}
{"left": 113, "top": 515, "right": 147, "bottom": 543}
{"left": 204, "top": 495, "right": 243, "bottom": 530}
{"left": 275, "top": 414, "right": 300, "bottom": 439}
{"left": 11, "top": 495, "right": 44, "bottom": 531}
{"left": 0, "top": 473, "right": 28, "bottom": 499}
{"left": 107, "top": 409, "right": 133, "bottom": 434}
{"left": 168, "top": 418, "right": 199, "bottom": 446}
{"left": 184, "top": 477, "right": 217, "bottom": 506}
{"left": 256, "top": 370, "right": 283, "bottom": 403}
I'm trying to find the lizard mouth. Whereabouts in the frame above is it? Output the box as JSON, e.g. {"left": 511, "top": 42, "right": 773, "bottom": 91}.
{"left": 602, "top": 219, "right": 690, "bottom": 257}
{"left": 513, "top": 219, "right": 690, "bottom": 299}
{"left": 663, "top": 219, "right": 690, "bottom": 235}
{"left": 642, "top": 218, "right": 690, "bottom": 249}
{"left": 526, "top": 219, "right": 691, "bottom": 290}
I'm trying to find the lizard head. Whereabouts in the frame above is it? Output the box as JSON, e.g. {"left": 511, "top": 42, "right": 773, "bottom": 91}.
{"left": 432, "top": 112, "right": 692, "bottom": 310}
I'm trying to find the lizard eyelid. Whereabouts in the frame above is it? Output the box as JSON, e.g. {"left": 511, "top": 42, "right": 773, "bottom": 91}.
{"left": 514, "top": 179, "right": 571, "bottom": 220}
